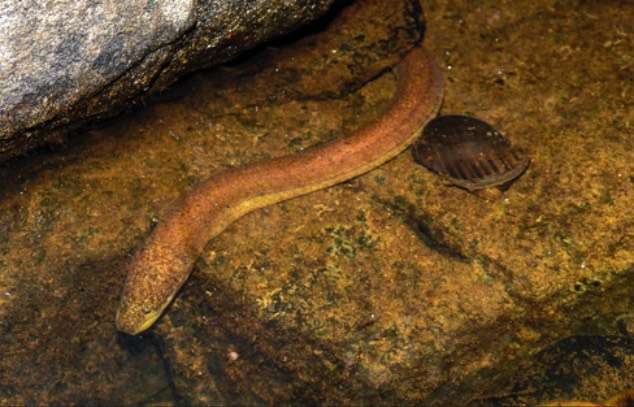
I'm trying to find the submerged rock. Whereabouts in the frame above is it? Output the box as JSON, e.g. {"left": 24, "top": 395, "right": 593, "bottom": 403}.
{"left": 0, "top": 0, "right": 335, "bottom": 162}
{"left": 1, "top": 0, "right": 631, "bottom": 405}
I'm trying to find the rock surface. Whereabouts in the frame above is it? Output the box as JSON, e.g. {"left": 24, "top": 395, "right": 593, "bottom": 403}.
{"left": 0, "top": 0, "right": 632, "bottom": 405}
{"left": 0, "top": 0, "right": 335, "bottom": 163}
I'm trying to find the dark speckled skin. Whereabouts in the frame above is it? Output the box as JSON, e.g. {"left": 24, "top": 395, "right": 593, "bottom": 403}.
{"left": 116, "top": 46, "right": 444, "bottom": 335}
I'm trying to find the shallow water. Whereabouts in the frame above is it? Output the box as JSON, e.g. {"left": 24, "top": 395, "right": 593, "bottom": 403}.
{"left": 0, "top": 0, "right": 632, "bottom": 405}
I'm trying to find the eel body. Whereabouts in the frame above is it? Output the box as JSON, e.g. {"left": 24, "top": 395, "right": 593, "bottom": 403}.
{"left": 116, "top": 46, "right": 444, "bottom": 335}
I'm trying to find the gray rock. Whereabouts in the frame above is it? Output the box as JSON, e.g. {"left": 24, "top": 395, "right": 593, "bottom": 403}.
{"left": 0, "top": 0, "right": 335, "bottom": 162}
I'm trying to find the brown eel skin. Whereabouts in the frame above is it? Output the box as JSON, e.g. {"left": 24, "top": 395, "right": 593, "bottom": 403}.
{"left": 116, "top": 46, "right": 444, "bottom": 335}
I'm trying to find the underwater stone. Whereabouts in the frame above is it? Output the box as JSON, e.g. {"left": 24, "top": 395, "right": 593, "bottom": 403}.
{"left": 0, "top": 0, "right": 334, "bottom": 163}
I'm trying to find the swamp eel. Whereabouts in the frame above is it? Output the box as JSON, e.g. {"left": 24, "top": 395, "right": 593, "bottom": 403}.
{"left": 116, "top": 46, "right": 444, "bottom": 335}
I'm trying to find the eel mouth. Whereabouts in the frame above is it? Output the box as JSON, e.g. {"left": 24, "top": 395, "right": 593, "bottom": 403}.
{"left": 115, "top": 294, "right": 170, "bottom": 335}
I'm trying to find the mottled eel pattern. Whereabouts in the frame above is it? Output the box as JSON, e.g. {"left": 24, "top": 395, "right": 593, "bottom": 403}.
{"left": 116, "top": 46, "right": 444, "bottom": 334}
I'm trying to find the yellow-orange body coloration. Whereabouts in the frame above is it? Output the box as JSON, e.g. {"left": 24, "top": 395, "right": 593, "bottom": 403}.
{"left": 116, "top": 46, "right": 444, "bottom": 335}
